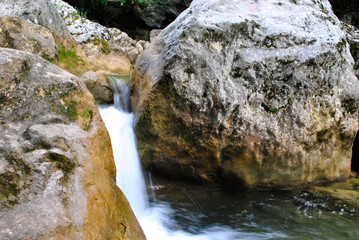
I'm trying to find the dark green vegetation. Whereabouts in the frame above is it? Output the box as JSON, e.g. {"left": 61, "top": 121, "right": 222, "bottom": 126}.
{"left": 82, "top": 109, "right": 94, "bottom": 131}
{"left": 64, "top": 0, "right": 156, "bottom": 22}
{"left": 46, "top": 152, "right": 76, "bottom": 182}
{"left": 0, "top": 154, "right": 31, "bottom": 209}
{"left": 56, "top": 44, "right": 88, "bottom": 76}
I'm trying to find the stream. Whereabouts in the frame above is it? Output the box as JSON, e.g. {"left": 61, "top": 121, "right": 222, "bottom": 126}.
{"left": 99, "top": 76, "right": 359, "bottom": 240}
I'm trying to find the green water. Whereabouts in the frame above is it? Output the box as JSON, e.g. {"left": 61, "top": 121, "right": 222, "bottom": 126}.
{"left": 147, "top": 177, "right": 359, "bottom": 239}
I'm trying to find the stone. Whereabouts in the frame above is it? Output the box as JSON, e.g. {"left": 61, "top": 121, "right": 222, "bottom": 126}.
{"left": 132, "top": 0, "right": 191, "bottom": 29}
{"left": 51, "top": 0, "right": 148, "bottom": 64}
{"left": 150, "top": 29, "right": 163, "bottom": 43}
{"left": 131, "top": 0, "right": 359, "bottom": 188}
{"left": 0, "top": 16, "right": 58, "bottom": 61}
{"left": 0, "top": 48, "right": 145, "bottom": 239}
{"left": 80, "top": 41, "right": 133, "bottom": 74}
{"left": 344, "top": 24, "right": 359, "bottom": 78}
{"left": 309, "top": 177, "right": 359, "bottom": 207}
{"left": 81, "top": 71, "right": 114, "bottom": 104}
{"left": 0, "top": 0, "right": 75, "bottom": 46}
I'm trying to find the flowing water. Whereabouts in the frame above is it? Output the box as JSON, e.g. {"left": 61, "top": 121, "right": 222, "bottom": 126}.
{"left": 99, "top": 76, "right": 359, "bottom": 240}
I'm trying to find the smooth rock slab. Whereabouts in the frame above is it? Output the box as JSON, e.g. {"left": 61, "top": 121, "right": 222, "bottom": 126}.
{"left": 131, "top": 0, "right": 359, "bottom": 188}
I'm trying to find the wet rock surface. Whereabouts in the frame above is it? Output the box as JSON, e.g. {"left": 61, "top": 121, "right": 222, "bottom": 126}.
{"left": 0, "top": 48, "right": 145, "bottom": 239}
{"left": 131, "top": 0, "right": 359, "bottom": 188}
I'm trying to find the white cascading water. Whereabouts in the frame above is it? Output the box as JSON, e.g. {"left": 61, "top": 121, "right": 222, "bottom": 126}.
{"left": 99, "top": 76, "right": 273, "bottom": 240}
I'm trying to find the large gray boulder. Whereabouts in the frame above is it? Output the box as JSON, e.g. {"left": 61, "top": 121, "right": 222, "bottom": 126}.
{"left": 345, "top": 24, "right": 359, "bottom": 78}
{"left": 0, "top": 48, "right": 145, "bottom": 239}
{"left": 131, "top": 0, "right": 359, "bottom": 188}
{"left": 0, "top": 0, "right": 74, "bottom": 45}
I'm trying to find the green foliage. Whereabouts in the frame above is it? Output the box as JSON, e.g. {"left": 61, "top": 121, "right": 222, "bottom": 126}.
{"left": 74, "top": 6, "right": 87, "bottom": 18}
{"left": 117, "top": 0, "right": 172, "bottom": 7}
{"left": 66, "top": 0, "right": 108, "bottom": 19}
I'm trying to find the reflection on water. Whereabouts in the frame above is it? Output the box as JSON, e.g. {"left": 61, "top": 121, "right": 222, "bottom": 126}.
{"left": 146, "top": 176, "right": 359, "bottom": 240}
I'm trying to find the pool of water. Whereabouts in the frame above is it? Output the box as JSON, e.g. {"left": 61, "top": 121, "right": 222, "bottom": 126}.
{"left": 145, "top": 176, "right": 359, "bottom": 240}
{"left": 98, "top": 81, "right": 359, "bottom": 240}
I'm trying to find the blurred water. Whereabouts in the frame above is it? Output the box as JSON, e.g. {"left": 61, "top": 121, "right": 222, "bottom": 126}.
{"left": 99, "top": 76, "right": 359, "bottom": 240}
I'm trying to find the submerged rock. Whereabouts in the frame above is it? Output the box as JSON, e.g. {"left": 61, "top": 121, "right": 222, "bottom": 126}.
{"left": 309, "top": 177, "right": 359, "bottom": 207}
{"left": 131, "top": 0, "right": 359, "bottom": 188}
{"left": 0, "top": 48, "right": 145, "bottom": 239}
{"left": 0, "top": 0, "right": 75, "bottom": 46}
{"left": 0, "top": 16, "right": 58, "bottom": 61}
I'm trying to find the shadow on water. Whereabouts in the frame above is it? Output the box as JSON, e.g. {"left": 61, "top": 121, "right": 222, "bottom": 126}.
{"left": 146, "top": 175, "right": 359, "bottom": 240}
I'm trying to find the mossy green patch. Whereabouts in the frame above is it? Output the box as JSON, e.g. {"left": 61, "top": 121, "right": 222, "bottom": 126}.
{"left": 82, "top": 109, "right": 94, "bottom": 131}
{"left": 0, "top": 154, "right": 32, "bottom": 209}
{"left": 42, "top": 56, "right": 54, "bottom": 62}
{"left": 47, "top": 152, "right": 76, "bottom": 182}
{"left": 66, "top": 101, "right": 78, "bottom": 122}
{"left": 0, "top": 172, "right": 21, "bottom": 208}
{"left": 93, "top": 38, "right": 110, "bottom": 55}
{"left": 58, "top": 44, "right": 88, "bottom": 76}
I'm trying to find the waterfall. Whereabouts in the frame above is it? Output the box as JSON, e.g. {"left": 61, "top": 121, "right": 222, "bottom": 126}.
{"left": 98, "top": 76, "right": 357, "bottom": 240}
{"left": 99, "top": 75, "right": 147, "bottom": 218}
{"left": 107, "top": 75, "right": 130, "bottom": 111}
{"left": 98, "top": 75, "right": 261, "bottom": 240}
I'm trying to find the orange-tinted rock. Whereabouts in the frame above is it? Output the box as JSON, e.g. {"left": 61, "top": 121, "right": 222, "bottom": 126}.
{"left": 0, "top": 48, "right": 145, "bottom": 239}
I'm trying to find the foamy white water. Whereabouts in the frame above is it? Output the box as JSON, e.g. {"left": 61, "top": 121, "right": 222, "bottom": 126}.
{"left": 98, "top": 76, "right": 288, "bottom": 240}
{"left": 99, "top": 106, "right": 147, "bottom": 218}
{"left": 99, "top": 105, "right": 289, "bottom": 240}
